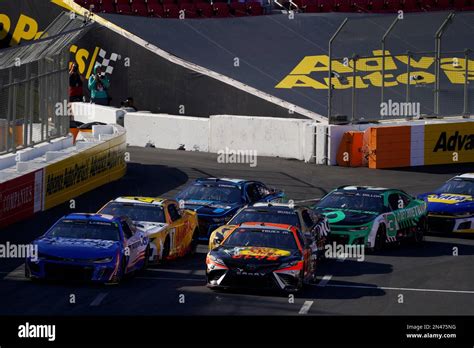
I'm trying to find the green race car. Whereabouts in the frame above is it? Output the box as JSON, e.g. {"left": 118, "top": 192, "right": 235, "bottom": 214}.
{"left": 313, "top": 186, "right": 427, "bottom": 251}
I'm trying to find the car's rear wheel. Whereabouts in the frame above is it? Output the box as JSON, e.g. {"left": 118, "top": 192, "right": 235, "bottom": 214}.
{"left": 412, "top": 217, "right": 426, "bottom": 245}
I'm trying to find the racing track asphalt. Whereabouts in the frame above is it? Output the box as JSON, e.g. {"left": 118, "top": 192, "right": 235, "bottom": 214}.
{"left": 0, "top": 146, "right": 473, "bottom": 316}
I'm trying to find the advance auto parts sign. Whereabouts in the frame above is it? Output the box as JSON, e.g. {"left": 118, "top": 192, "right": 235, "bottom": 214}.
{"left": 44, "top": 134, "right": 126, "bottom": 210}
{"left": 424, "top": 123, "right": 474, "bottom": 165}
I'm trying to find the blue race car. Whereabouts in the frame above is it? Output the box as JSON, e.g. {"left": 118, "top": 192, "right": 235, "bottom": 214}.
{"left": 25, "top": 213, "right": 149, "bottom": 284}
{"left": 175, "top": 178, "right": 286, "bottom": 241}
{"left": 418, "top": 173, "right": 474, "bottom": 234}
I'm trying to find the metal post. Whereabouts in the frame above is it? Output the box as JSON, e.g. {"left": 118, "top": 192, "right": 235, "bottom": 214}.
{"left": 328, "top": 18, "right": 348, "bottom": 122}
{"left": 463, "top": 49, "right": 470, "bottom": 116}
{"left": 23, "top": 64, "right": 30, "bottom": 148}
{"left": 381, "top": 16, "right": 400, "bottom": 105}
{"left": 351, "top": 55, "right": 358, "bottom": 124}
{"left": 406, "top": 52, "right": 411, "bottom": 103}
{"left": 434, "top": 12, "right": 455, "bottom": 115}
{"left": 6, "top": 68, "right": 13, "bottom": 153}
{"left": 12, "top": 78, "right": 18, "bottom": 153}
{"left": 29, "top": 73, "right": 36, "bottom": 146}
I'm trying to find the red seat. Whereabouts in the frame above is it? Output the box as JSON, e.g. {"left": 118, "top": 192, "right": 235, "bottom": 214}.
{"left": 368, "top": 0, "right": 386, "bottom": 11}
{"left": 213, "top": 3, "right": 231, "bottom": 16}
{"left": 180, "top": 3, "right": 197, "bottom": 17}
{"left": 147, "top": 0, "right": 165, "bottom": 16}
{"left": 195, "top": 2, "right": 213, "bottom": 16}
{"left": 316, "top": 0, "right": 330, "bottom": 11}
{"left": 333, "top": 0, "right": 352, "bottom": 11}
{"left": 163, "top": 3, "right": 180, "bottom": 17}
{"left": 401, "top": 0, "right": 420, "bottom": 10}
{"left": 385, "top": 0, "right": 402, "bottom": 11}
{"left": 162, "top": 0, "right": 176, "bottom": 4}
{"left": 131, "top": 1, "right": 149, "bottom": 15}
{"left": 432, "top": 0, "right": 452, "bottom": 9}
{"left": 247, "top": 1, "right": 264, "bottom": 14}
{"left": 100, "top": 0, "right": 116, "bottom": 12}
{"left": 75, "top": 0, "right": 88, "bottom": 7}
{"left": 116, "top": 3, "right": 133, "bottom": 13}
{"left": 352, "top": 0, "right": 369, "bottom": 11}
{"left": 230, "top": 2, "right": 248, "bottom": 16}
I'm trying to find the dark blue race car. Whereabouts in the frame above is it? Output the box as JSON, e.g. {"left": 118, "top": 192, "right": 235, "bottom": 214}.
{"left": 25, "top": 213, "right": 149, "bottom": 284}
{"left": 176, "top": 178, "right": 286, "bottom": 241}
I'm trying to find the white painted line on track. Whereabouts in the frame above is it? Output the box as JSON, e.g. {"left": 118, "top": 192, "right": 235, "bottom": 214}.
{"left": 1, "top": 265, "right": 27, "bottom": 281}
{"left": 90, "top": 293, "right": 108, "bottom": 306}
{"left": 299, "top": 300, "right": 314, "bottom": 314}
{"left": 325, "top": 284, "right": 474, "bottom": 295}
{"left": 317, "top": 275, "right": 332, "bottom": 287}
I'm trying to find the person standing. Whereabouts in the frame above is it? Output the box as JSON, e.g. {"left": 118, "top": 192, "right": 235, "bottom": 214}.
{"left": 88, "top": 63, "right": 110, "bottom": 106}
{"left": 68, "top": 62, "right": 84, "bottom": 102}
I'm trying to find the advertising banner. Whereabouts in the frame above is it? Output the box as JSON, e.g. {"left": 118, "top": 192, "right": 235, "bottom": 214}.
{"left": 0, "top": 169, "right": 43, "bottom": 228}
{"left": 424, "top": 122, "right": 474, "bottom": 166}
{"left": 44, "top": 132, "right": 126, "bottom": 210}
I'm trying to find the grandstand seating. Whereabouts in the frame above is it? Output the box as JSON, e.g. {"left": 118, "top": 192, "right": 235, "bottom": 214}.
{"left": 75, "top": 0, "right": 474, "bottom": 17}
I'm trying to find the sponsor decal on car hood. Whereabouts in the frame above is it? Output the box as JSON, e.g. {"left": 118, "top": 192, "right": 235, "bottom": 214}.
{"left": 134, "top": 221, "right": 167, "bottom": 236}
{"left": 426, "top": 193, "right": 472, "bottom": 204}
{"left": 317, "top": 208, "right": 378, "bottom": 225}
{"left": 35, "top": 237, "right": 120, "bottom": 259}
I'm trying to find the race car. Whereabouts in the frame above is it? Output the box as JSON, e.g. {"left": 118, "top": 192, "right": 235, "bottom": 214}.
{"left": 176, "top": 178, "right": 286, "bottom": 241}
{"left": 418, "top": 173, "right": 474, "bottom": 233}
{"left": 208, "top": 202, "right": 330, "bottom": 259}
{"left": 98, "top": 197, "right": 199, "bottom": 263}
{"left": 25, "top": 213, "right": 149, "bottom": 284}
{"left": 206, "top": 222, "right": 317, "bottom": 293}
{"left": 314, "top": 186, "right": 427, "bottom": 251}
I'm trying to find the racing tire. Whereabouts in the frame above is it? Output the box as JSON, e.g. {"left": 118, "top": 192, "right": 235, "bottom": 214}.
{"left": 189, "top": 228, "right": 199, "bottom": 256}
{"left": 161, "top": 237, "right": 171, "bottom": 263}
{"left": 139, "top": 246, "right": 151, "bottom": 273}
{"left": 412, "top": 217, "right": 426, "bottom": 246}
{"left": 372, "top": 224, "right": 386, "bottom": 253}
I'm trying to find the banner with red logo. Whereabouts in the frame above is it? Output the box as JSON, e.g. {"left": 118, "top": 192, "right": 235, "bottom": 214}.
{"left": 0, "top": 169, "right": 44, "bottom": 228}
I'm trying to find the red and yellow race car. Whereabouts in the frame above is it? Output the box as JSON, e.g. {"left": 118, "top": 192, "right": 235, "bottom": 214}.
{"left": 98, "top": 197, "right": 199, "bottom": 263}
{"left": 206, "top": 222, "right": 317, "bottom": 293}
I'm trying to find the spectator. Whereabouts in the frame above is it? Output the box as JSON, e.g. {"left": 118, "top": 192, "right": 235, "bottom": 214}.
{"left": 68, "top": 62, "right": 84, "bottom": 102}
{"left": 122, "top": 97, "right": 137, "bottom": 111}
{"left": 88, "top": 63, "right": 110, "bottom": 106}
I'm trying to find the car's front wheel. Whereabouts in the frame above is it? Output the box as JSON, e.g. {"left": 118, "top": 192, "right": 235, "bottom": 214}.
{"left": 412, "top": 217, "right": 426, "bottom": 245}
{"left": 372, "top": 224, "right": 386, "bottom": 252}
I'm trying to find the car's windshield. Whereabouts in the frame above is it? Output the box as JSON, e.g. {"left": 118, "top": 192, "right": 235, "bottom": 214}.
{"left": 436, "top": 179, "right": 474, "bottom": 196}
{"left": 229, "top": 209, "right": 300, "bottom": 227}
{"left": 318, "top": 191, "right": 384, "bottom": 212}
{"left": 224, "top": 228, "right": 298, "bottom": 250}
{"left": 177, "top": 183, "right": 242, "bottom": 204}
{"left": 99, "top": 202, "right": 166, "bottom": 223}
{"left": 47, "top": 219, "right": 120, "bottom": 241}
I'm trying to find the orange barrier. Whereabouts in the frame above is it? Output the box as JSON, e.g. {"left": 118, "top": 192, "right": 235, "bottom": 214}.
{"left": 368, "top": 126, "right": 411, "bottom": 169}
{"left": 336, "top": 131, "right": 364, "bottom": 167}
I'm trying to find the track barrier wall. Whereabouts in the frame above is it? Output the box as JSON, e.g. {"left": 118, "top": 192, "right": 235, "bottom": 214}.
{"left": 0, "top": 124, "right": 126, "bottom": 228}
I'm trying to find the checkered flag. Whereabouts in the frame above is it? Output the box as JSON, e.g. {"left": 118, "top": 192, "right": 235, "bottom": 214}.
{"left": 97, "top": 49, "right": 119, "bottom": 75}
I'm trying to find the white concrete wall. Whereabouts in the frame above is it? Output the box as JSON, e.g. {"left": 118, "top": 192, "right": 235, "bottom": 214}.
{"left": 71, "top": 102, "right": 125, "bottom": 125}
{"left": 209, "top": 115, "right": 316, "bottom": 161}
{"left": 125, "top": 113, "right": 209, "bottom": 152}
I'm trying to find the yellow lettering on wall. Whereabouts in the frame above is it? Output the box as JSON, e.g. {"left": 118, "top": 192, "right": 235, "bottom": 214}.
{"left": 0, "top": 14, "right": 11, "bottom": 41}
{"left": 10, "top": 14, "right": 38, "bottom": 46}
{"left": 395, "top": 55, "right": 435, "bottom": 69}
{"left": 357, "top": 50, "right": 398, "bottom": 72}
{"left": 363, "top": 72, "right": 399, "bottom": 87}
{"left": 443, "top": 70, "right": 474, "bottom": 84}
{"left": 440, "top": 58, "right": 474, "bottom": 71}
{"left": 289, "top": 55, "right": 352, "bottom": 74}
{"left": 323, "top": 76, "right": 369, "bottom": 89}
{"left": 397, "top": 71, "right": 435, "bottom": 85}
{"left": 275, "top": 75, "right": 328, "bottom": 89}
